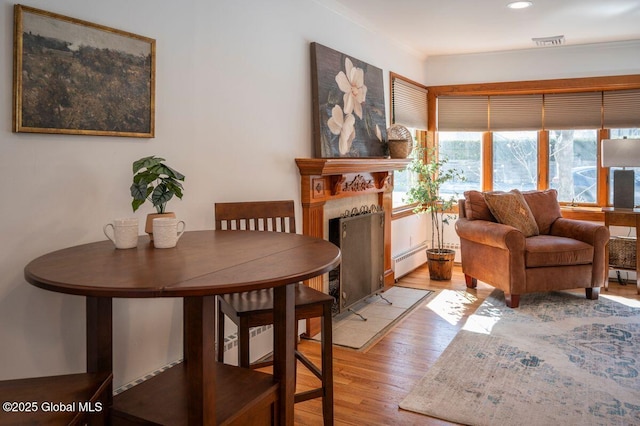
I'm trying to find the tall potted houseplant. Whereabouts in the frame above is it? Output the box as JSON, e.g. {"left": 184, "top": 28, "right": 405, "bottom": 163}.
{"left": 130, "top": 155, "right": 185, "bottom": 239}
{"left": 406, "top": 147, "right": 464, "bottom": 280}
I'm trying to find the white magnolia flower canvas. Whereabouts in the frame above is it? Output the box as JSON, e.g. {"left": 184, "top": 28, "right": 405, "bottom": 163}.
{"left": 311, "top": 42, "right": 387, "bottom": 158}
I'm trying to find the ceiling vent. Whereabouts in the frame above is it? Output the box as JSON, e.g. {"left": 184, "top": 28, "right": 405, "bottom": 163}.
{"left": 532, "top": 35, "right": 565, "bottom": 47}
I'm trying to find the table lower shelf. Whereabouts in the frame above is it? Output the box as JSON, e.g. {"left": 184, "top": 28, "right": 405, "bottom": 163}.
{"left": 112, "top": 361, "right": 278, "bottom": 425}
{"left": 0, "top": 371, "right": 112, "bottom": 426}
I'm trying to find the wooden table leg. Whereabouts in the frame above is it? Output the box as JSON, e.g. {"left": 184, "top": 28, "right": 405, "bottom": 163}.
{"left": 636, "top": 215, "right": 640, "bottom": 295}
{"left": 86, "top": 297, "right": 113, "bottom": 420}
{"left": 86, "top": 297, "right": 113, "bottom": 373}
{"left": 273, "top": 284, "right": 296, "bottom": 425}
{"left": 184, "top": 296, "right": 216, "bottom": 425}
{"left": 604, "top": 212, "right": 610, "bottom": 291}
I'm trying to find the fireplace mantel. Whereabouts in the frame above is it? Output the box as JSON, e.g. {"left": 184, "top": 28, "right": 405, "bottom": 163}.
{"left": 295, "top": 158, "right": 411, "bottom": 176}
{"left": 296, "top": 157, "right": 411, "bottom": 294}
{"left": 296, "top": 158, "right": 410, "bottom": 202}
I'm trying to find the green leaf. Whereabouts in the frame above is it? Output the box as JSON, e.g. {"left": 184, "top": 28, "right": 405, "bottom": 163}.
{"left": 164, "top": 181, "right": 184, "bottom": 199}
{"left": 132, "top": 156, "right": 165, "bottom": 174}
{"left": 151, "top": 184, "right": 174, "bottom": 209}
{"left": 161, "top": 165, "right": 185, "bottom": 181}
{"left": 133, "top": 172, "right": 160, "bottom": 185}
{"left": 130, "top": 182, "right": 150, "bottom": 200}
{"left": 131, "top": 198, "right": 146, "bottom": 212}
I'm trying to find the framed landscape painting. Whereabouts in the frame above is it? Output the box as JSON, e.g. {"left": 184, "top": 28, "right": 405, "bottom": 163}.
{"left": 13, "top": 5, "right": 156, "bottom": 137}
{"left": 311, "top": 42, "right": 387, "bottom": 158}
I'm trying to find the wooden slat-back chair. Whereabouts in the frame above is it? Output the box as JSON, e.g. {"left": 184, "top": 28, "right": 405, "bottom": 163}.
{"left": 215, "top": 200, "right": 296, "bottom": 233}
{"left": 215, "top": 200, "right": 334, "bottom": 425}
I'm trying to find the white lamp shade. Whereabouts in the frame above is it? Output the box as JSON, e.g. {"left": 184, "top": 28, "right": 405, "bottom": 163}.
{"left": 602, "top": 139, "right": 640, "bottom": 167}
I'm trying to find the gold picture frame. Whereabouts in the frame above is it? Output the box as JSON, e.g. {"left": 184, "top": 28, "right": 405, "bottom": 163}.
{"left": 13, "top": 5, "right": 156, "bottom": 137}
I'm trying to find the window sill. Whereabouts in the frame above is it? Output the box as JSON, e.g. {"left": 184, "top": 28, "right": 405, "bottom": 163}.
{"left": 392, "top": 203, "right": 421, "bottom": 220}
{"left": 393, "top": 204, "right": 602, "bottom": 221}
{"left": 560, "top": 206, "right": 603, "bottom": 221}
{"left": 392, "top": 202, "right": 461, "bottom": 220}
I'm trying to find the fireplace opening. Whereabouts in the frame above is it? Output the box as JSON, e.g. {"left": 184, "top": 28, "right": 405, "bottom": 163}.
{"left": 328, "top": 205, "right": 385, "bottom": 315}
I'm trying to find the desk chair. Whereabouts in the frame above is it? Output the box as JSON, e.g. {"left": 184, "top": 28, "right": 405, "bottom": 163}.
{"left": 215, "top": 200, "right": 334, "bottom": 424}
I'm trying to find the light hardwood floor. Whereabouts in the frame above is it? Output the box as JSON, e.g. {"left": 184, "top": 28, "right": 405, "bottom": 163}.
{"left": 291, "top": 264, "right": 640, "bottom": 425}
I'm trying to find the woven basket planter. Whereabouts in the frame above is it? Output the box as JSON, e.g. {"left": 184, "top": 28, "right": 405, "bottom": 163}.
{"left": 388, "top": 139, "right": 412, "bottom": 158}
{"left": 387, "top": 124, "right": 413, "bottom": 158}
{"left": 609, "top": 236, "right": 636, "bottom": 269}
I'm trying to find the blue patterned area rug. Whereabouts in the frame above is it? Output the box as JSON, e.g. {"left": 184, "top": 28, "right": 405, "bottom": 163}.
{"left": 399, "top": 290, "right": 640, "bottom": 426}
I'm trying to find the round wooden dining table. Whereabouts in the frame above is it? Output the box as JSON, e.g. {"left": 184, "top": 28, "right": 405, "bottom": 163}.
{"left": 24, "top": 230, "right": 341, "bottom": 425}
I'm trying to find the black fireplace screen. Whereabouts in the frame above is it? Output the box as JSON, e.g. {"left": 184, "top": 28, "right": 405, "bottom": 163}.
{"left": 328, "top": 207, "right": 384, "bottom": 314}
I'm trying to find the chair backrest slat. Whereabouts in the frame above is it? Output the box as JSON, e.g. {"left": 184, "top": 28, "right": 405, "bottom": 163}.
{"left": 214, "top": 200, "right": 296, "bottom": 234}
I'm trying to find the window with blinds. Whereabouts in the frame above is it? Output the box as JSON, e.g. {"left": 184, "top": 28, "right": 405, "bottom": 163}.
{"left": 437, "top": 96, "right": 488, "bottom": 131}
{"left": 543, "top": 92, "right": 602, "bottom": 129}
{"left": 434, "top": 84, "right": 640, "bottom": 206}
{"left": 603, "top": 90, "right": 640, "bottom": 128}
{"left": 437, "top": 90, "right": 640, "bottom": 131}
{"left": 490, "top": 95, "right": 542, "bottom": 131}
{"left": 391, "top": 76, "right": 428, "bottom": 130}
{"left": 390, "top": 74, "right": 428, "bottom": 210}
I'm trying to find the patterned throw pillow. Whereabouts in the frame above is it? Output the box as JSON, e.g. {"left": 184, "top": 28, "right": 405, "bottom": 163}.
{"left": 482, "top": 189, "right": 539, "bottom": 237}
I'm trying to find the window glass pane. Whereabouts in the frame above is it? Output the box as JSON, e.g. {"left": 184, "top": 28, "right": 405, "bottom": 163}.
{"left": 493, "top": 131, "right": 538, "bottom": 192}
{"left": 393, "top": 165, "right": 417, "bottom": 208}
{"left": 438, "top": 132, "right": 482, "bottom": 199}
{"left": 608, "top": 128, "right": 640, "bottom": 206}
{"left": 548, "top": 130, "right": 597, "bottom": 203}
{"left": 392, "top": 128, "right": 418, "bottom": 209}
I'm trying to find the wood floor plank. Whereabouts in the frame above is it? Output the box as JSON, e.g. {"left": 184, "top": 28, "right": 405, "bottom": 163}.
{"left": 291, "top": 264, "right": 640, "bottom": 425}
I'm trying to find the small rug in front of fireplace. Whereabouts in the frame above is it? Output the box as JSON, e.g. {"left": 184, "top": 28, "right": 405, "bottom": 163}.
{"left": 312, "top": 286, "right": 433, "bottom": 351}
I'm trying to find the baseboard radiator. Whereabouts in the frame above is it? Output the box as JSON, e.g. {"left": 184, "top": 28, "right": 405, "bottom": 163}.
{"left": 393, "top": 243, "right": 428, "bottom": 279}
{"left": 436, "top": 242, "right": 462, "bottom": 263}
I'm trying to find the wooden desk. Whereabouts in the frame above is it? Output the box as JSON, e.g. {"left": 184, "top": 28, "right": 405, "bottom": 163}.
{"left": 602, "top": 207, "right": 640, "bottom": 295}
{"left": 24, "top": 230, "right": 341, "bottom": 425}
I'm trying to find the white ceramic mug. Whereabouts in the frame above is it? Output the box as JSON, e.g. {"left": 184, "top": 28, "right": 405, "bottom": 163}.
{"left": 152, "top": 217, "right": 186, "bottom": 248}
{"left": 104, "top": 218, "right": 139, "bottom": 249}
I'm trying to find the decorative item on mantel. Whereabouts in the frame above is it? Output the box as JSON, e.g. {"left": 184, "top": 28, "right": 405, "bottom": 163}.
{"left": 386, "top": 124, "right": 413, "bottom": 159}
{"left": 130, "top": 156, "right": 185, "bottom": 241}
{"left": 406, "top": 147, "right": 465, "bottom": 280}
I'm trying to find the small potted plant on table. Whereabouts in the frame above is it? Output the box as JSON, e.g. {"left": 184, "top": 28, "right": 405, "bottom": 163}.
{"left": 406, "top": 147, "right": 464, "bottom": 280}
{"left": 130, "top": 155, "right": 185, "bottom": 239}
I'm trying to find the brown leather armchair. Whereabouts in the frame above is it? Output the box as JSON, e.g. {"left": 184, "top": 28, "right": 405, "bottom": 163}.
{"left": 455, "top": 189, "right": 610, "bottom": 308}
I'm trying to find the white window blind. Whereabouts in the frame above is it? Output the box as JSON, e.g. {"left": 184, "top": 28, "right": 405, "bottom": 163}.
{"left": 438, "top": 96, "right": 488, "bottom": 131}
{"left": 392, "top": 77, "right": 428, "bottom": 130}
{"left": 490, "top": 95, "right": 543, "bottom": 131}
{"left": 543, "top": 92, "right": 602, "bottom": 129}
{"left": 603, "top": 89, "right": 640, "bottom": 128}
{"left": 437, "top": 89, "right": 640, "bottom": 132}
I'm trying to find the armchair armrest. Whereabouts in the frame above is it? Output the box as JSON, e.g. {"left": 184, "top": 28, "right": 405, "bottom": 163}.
{"left": 550, "top": 217, "right": 610, "bottom": 287}
{"left": 455, "top": 218, "right": 525, "bottom": 251}
{"left": 550, "top": 218, "right": 610, "bottom": 248}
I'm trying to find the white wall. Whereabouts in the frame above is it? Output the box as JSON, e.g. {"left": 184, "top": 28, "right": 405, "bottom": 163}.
{"left": 391, "top": 213, "right": 428, "bottom": 256}
{"left": 425, "top": 39, "right": 640, "bottom": 85}
{"left": 0, "top": 0, "right": 425, "bottom": 386}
